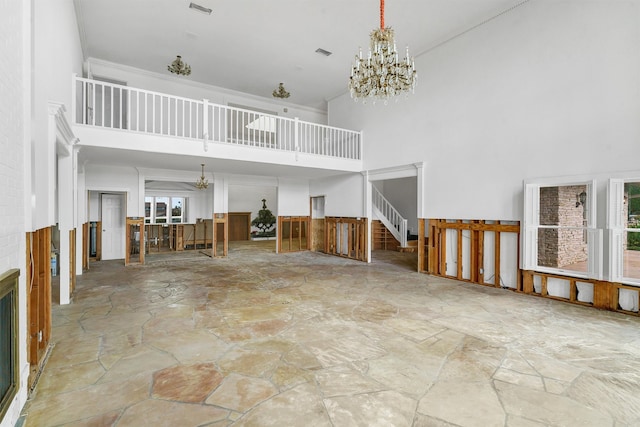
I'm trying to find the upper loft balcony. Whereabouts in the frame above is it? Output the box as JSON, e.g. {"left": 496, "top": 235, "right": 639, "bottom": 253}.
{"left": 71, "top": 75, "right": 363, "bottom": 173}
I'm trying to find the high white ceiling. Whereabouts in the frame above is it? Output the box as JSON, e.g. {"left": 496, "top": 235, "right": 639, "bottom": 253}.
{"left": 74, "top": 0, "right": 527, "bottom": 111}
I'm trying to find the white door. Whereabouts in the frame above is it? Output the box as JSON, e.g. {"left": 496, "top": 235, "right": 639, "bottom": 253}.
{"left": 101, "top": 194, "right": 125, "bottom": 260}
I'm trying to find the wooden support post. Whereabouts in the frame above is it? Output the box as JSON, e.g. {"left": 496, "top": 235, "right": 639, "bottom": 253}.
{"left": 418, "top": 219, "right": 425, "bottom": 273}
{"left": 494, "top": 231, "right": 501, "bottom": 287}
{"left": 69, "top": 229, "right": 76, "bottom": 294}
{"left": 456, "top": 221, "right": 463, "bottom": 280}
{"left": 213, "top": 213, "right": 228, "bottom": 257}
{"left": 521, "top": 270, "right": 534, "bottom": 293}
{"left": 593, "top": 281, "right": 613, "bottom": 310}
{"left": 82, "top": 222, "right": 88, "bottom": 271}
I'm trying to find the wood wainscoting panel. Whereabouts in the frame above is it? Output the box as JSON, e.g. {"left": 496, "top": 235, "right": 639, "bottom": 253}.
{"left": 25, "top": 227, "right": 52, "bottom": 389}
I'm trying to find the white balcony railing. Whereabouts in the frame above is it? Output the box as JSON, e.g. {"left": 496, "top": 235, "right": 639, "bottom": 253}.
{"left": 72, "top": 75, "right": 362, "bottom": 160}
{"left": 372, "top": 185, "right": 407, "bottom": 247}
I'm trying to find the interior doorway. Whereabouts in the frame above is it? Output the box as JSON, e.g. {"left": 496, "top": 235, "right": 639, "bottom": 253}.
{"left": 228, "top": 184, "right": 277, "bottom": 252}
{"left": 101, "top": 193, "right": 126, "bottom": 260}
{"left": 310, "top": 196, "right": 325, "bottom": 252}
{"left": 370, "top": 175, "right": 419, "bottom": 271}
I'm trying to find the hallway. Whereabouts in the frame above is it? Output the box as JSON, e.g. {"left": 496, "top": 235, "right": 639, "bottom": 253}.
{"left": 22, "top": 242, "right": 640, "bottom": 426}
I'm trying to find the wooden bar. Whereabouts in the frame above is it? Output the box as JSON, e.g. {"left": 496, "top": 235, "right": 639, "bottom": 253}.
{"left": 82, "top": 222, "right": 88, "bottom": 271}
{"left": 593, "top": 280, "right": 613, "bottom": 310}
{"left": 418, "top": 219, "right": 426, "bottom": 273}
{"left": 456, "top": 222, "right": 463, "bottom": 280}
{"left": 494, "top": 231, "right": 501, "bottom": 287}
{"left": 69, "top": 229, "right": 76, "bottom": 294}
{"left": 477, "top": 223, "right": 484, "bottom": 283}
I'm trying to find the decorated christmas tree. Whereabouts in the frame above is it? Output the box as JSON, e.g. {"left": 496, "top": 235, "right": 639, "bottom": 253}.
{"left": 251, "top": 199, "right": 276, "bottom": 237}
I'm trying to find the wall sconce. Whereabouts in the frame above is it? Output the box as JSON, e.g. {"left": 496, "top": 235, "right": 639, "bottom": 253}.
{"left": 576, "top": 191, "right": 587, "bottom": 208}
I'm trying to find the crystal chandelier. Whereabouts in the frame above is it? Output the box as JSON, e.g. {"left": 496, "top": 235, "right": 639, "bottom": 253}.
{"left": 168, "top": 55, "right": 191, "bottom": 76}
{"left": 272, "top": 83, "right": 290, "bottom": 99}
{"left": 349, "top": 0, "right": 417, "bottom": 103}
{"left": 195, "top": 164, "right": 208, "bottom": 190}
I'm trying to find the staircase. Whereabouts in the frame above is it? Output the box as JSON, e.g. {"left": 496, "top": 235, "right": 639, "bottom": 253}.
{"left": 372, "top": 186, "right": 408, "bottom": 249}
{"left": 372, "top": 220, "right": 400, "bottom": 250}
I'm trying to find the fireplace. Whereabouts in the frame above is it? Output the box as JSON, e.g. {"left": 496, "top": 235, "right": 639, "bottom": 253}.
{"left": 0, "top": 269, "right": 19, "bottom": 420}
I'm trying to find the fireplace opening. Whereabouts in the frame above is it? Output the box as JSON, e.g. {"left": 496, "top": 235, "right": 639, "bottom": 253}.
{"left": 0, "top": 269, "right": 19, "bottom": 420}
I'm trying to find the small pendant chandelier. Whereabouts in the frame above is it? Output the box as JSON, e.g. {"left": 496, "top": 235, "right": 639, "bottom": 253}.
{"left": 195, "top": 164, "right": 208, "bottom": 190}
{"left": 168, "top": 55, "right": 191, "bottom": 76}
{"left": 349, "top": 0, "right": 417, "bottom": 103}
{"left": 272, "top": 83, "right": 290, "bottom": 99}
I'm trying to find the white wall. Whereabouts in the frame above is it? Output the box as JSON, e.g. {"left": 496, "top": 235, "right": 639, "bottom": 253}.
{"left": 87, "top": 59, "right": 327, "bottom": 125}
{"left": 32, "top": 0, "right": 83, "bottom": 230}
{"left": 85, "top": 165, "right": 140, "bottom": 217}
{"left": 277, "top": 179, "right": 310, "bottom": 216}
{"left": 0, "top": 0, "right": 29, "bottom": 424}
{"left": 329, "top": 1, "right": 640, "bottom": 221}
{"left": 310, "top": 173, "right": 364, "bottom": 218}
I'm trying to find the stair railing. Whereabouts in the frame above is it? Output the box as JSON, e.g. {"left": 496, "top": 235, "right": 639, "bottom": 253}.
{"left": 372, "top": 186, "right": 407, "bottom": 247}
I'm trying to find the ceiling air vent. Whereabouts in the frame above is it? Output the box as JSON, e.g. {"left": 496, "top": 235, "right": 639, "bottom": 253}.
{"left": 189, "top": 2, "right": 212, "bottom": 15}
{"left": 315, "top": 48, "right": 333, "bottom": 57}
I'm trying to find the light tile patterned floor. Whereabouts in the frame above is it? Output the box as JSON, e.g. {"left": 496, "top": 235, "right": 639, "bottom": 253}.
{"left": 22, "top": 242, "right": 640, "bottom": 426}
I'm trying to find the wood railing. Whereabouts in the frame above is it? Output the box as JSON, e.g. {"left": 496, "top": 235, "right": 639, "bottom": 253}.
{"left": 72, "top": 75, "right": 362, "bottom": 160}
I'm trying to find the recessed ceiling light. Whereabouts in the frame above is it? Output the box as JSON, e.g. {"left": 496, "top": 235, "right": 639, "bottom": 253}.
{"left": 189, "top": 2, "right": 212, "bottom": 15}
{"left": 315, "top": 48, "right": 332, "bottom": 57}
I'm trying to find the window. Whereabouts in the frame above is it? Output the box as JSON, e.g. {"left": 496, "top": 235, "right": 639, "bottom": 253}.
{"left": 523, "top": 180, "right": 600, "bottom": 278}
{"left": 145, "top": 196, "right": 185, "bottom": 224}
{"left": 608, "top": 179, "right": 640, "bottom": 285}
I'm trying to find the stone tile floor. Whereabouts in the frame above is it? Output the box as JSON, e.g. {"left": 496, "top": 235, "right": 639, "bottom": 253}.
{"left": 22, "top": 242, "right": 640, "bottom": 426}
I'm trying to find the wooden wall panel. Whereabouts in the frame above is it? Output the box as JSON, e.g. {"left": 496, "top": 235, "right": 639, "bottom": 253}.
{"left": 424, "top": 219, "right": 520, "bottom": 290}
{"left": 278, "top": 216, "right": 310, "bottom": 253}
{"left": 229, "top": 213, "right": 251, "bottom": 241}
{"left": 325, "top": 217, "right": 368, "bottom": 262}
{"left": 25, "top": 227, "right": 52, "bottom": 389}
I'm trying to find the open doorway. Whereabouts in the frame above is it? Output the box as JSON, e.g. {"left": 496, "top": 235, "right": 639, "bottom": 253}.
{"left": 228, "top": 184, "right": 277, "bottom": 253}
{"left": 370, "top": 176, "right": 419, "bottom": 270}
{"left": 310, "top": 196, "right": 325, "bottom": 252}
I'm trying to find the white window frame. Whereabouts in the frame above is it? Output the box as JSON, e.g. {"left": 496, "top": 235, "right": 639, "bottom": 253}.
{"left": 522, "top": 179, "right": 601, "bottom": 279}
{"left": 607, "top": 178, "right": 640, "bottom": 286}
{"left": 145, "top": 196, "right": 186, "bottom": 224}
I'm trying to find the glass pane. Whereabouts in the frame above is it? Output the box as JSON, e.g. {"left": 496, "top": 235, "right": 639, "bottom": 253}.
{"left": 156, "top": 197, "right": 169, "bottom": 219}
{"left": 0, "top": 290, "right": 14, "bottom": 401}
{"left": 539, "top": 184, "right": 588, "bottom": 226}
{"left": 624, "top": 230, "right": 640, "bottom": 279}
{"left": 155, "top": 197, "right": 169, "bottom": 223}
{"left": 171, "top": 198, "right": 183, "bottom": 218}
{"left": 625, "top": 182, "right": 640, "bottom": 227}
{"left": 145, "top": 197, "right": 152, "bottom": 219}
{"left": 537, "top": 227, "right": 588, "bottom": 272}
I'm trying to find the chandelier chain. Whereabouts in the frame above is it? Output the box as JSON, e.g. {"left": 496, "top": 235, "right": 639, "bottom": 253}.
{"left": 380, "top": 0, "right": 384, "bottom": 29}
